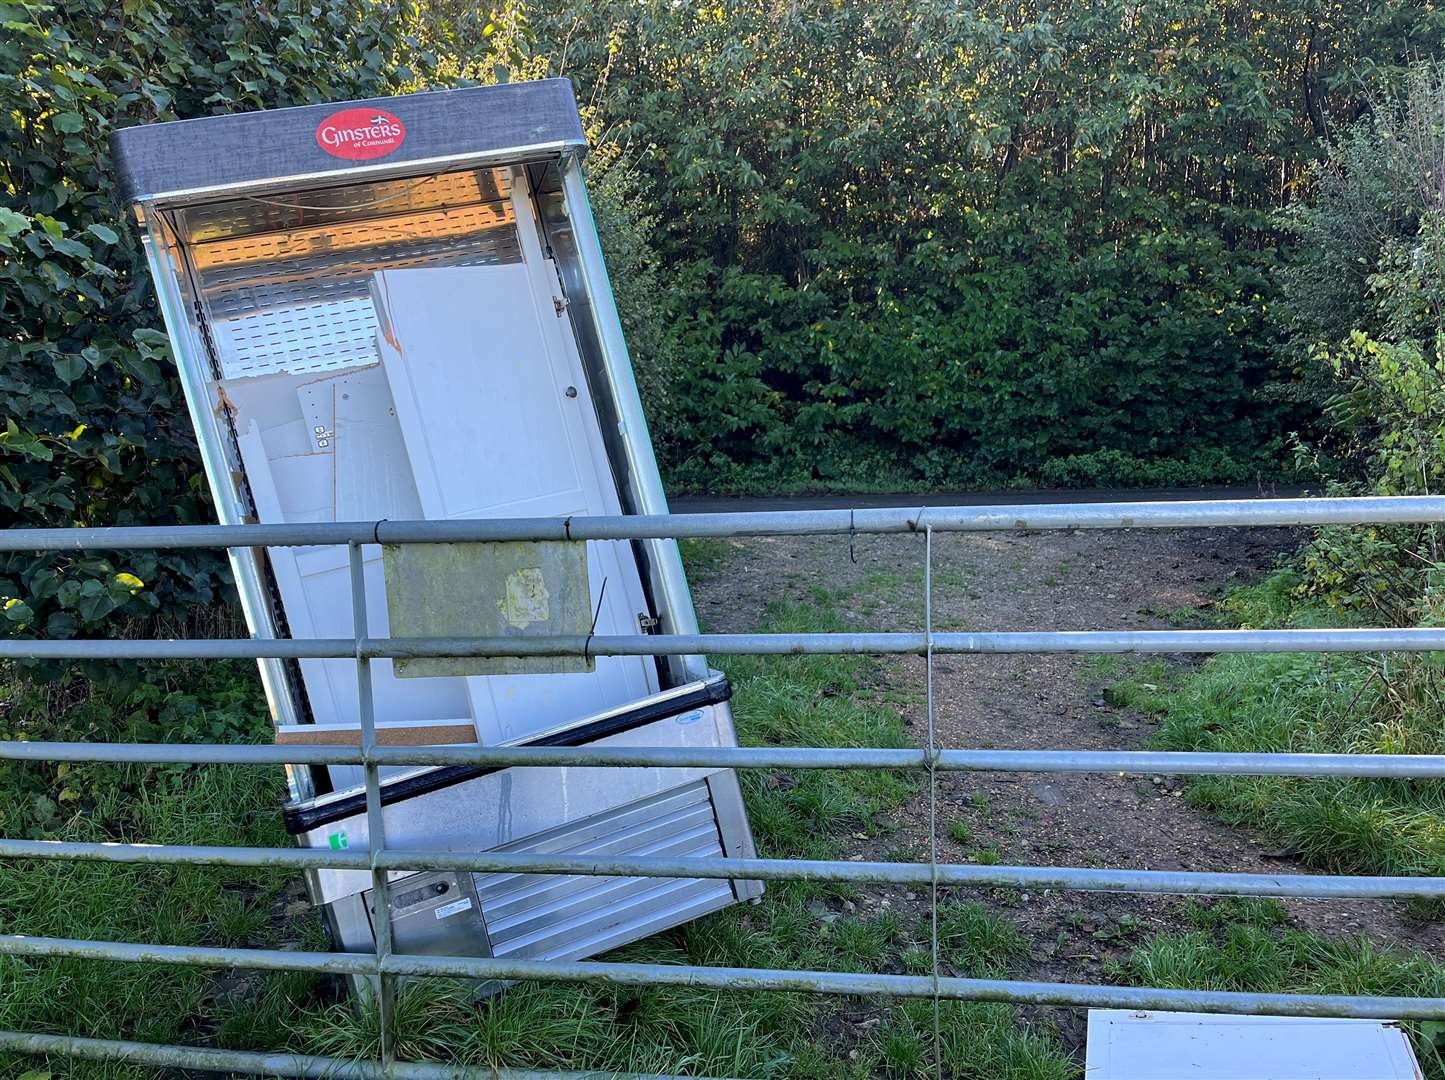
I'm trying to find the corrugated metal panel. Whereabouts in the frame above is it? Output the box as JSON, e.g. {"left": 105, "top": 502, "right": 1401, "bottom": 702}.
{"left": 475, "top": 782, "right": 736, "bottom": 960}
{"left": 174, "top": 169, "right": 510, "bottom": 243}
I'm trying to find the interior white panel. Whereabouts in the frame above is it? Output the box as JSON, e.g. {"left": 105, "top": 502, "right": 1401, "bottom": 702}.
{"left": 372, "top": 262, "right": 658, "bottom": 743}
{"left": 266, "top": 454, "right": 334, "bottom": 523}
{"left": 217, "top": 186, "right": 669, "bottom": 767}
{"left": 332, "top": 369, "right": 424, "bottom": 521}
{"left": 232, "top": 380, "right": 474, "bottom": 792}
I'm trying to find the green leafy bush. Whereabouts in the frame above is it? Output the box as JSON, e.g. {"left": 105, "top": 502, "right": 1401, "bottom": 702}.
{"left": 521, "top": 0, "right": 1444, "bottom": 492}
{"left": 0, "top": 0, "right": 435, "bottom": 639}
{"left": 1282, "top": 65, "right": 1445, "bottom": 613}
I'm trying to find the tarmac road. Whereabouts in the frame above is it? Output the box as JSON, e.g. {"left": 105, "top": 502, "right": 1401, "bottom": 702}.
{"left": 670, "top": 483, "right": 1310, "bottom": 513}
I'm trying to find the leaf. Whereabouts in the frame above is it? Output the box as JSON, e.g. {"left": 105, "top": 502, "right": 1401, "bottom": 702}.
{"left": 2, "top": 598, "right": 34, "bottom": 624}
{"left": 133, "top": 328, "right": 169, "bottom": 348}
{"left": 76, "top": 590, "right": 117, "bottom": 623}
{"left": 52, "top": 354, "right": 86, "bottom": 383}
{"left": 46, "top": 610, "right": 79, "bottom": 638}
{"left": 86, "top": 223, "right": 120, "bottom": 245}
{"left": 47, "top": 236, "right": 91, "bottom": 258}
{"left": 52, "top": 112, "right": 83, "bottom": 133}
{"left": 114, "top": 571, "right": 145, "bottom": 592}
{"left": 30, "top": 795, "right": 59, "bottom": 827}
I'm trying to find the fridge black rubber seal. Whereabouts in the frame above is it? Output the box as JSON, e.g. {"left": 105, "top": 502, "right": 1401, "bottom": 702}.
{"left": 282, "top": 675, "right": 733, "bottom": 835}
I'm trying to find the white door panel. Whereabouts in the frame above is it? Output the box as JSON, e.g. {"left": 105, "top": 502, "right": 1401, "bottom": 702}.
{"left": 371, "top": 265, "right": 590, "bottom": 521}
{"left": 372, "top": 263, "right": 658, "bottom": 743}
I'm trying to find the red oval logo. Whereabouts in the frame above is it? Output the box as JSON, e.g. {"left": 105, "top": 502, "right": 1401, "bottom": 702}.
{"left": 315, "top": 107, "right": 406, "bottom": 161}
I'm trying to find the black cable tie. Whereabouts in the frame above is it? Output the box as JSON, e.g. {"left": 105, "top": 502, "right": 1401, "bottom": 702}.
{"left": 849, "top": 508, "right": 857, "bottom": 564}
{"left": 584, "top": 576, "right": 609, "bottom": 664}
{"left": 372, "top": 518, "right": 387, "bottom": 545}
{"left": 563, "top": 515, "right": 573, "bottom": 541}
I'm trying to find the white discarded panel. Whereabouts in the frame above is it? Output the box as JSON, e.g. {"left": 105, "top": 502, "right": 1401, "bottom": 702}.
{"left": 332, "top": 368, "right": 423, "bottom": 522}
{"left": 229, "top": 368, "right": 476, "bottom": 791}
{"left": 372, "top": 264, "right": 657, "bottom": 743}
{"left": 1084, "top": 1010, "right": 1423, "bottom": 1079}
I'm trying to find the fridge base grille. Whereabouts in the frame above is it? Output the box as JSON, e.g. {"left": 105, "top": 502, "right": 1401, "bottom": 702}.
{"left": 475, "top": 781, "right": 737, "bottom": 960}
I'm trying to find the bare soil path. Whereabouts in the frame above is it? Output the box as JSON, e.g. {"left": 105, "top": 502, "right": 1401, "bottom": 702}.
{"left": 685, "top": 514, "right": 1445, "bottom": 1052}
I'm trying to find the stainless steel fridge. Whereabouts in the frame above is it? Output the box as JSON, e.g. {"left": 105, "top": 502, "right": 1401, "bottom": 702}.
{"left": 110, "top": 79, "right": 761, "bottom": 977}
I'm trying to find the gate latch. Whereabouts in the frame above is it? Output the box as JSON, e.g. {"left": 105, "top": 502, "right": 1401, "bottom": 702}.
{"left": 637, "top": 612, "right": 661, "bottom": 633}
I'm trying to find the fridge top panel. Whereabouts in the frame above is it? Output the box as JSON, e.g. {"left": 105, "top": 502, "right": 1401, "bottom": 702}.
{"left": 110, "top": 79, "right": 586, "bottom": 205}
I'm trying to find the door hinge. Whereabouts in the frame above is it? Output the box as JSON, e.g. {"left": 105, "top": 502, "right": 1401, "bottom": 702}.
{"left": 637, "top": 612, "right": 661, "bottom": 633}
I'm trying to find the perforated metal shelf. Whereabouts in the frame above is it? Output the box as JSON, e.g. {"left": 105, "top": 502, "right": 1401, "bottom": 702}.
{"left": 179, "top": 170, "right": 522, "bottom": 380}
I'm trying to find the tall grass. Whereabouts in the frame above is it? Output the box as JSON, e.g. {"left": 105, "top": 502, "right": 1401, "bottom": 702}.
{"left": 0, "top": 591, "right": 1076, "bottom": 1078}
{"left": 1109, "top": 570, "right": 1445, "bottom": 879}
{"left": 0, "top": 657, "right": 333, "bottom": 1078}
{"left": 1112, "top": 899, "right": 1445, "bottom": 1075}
{"left": 1103, "top": 570, "right": 1445, "bottom": 1071}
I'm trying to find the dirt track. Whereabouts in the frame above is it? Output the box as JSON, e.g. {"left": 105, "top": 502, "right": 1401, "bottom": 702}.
{"left": 686, "top": 518, "right": 1445, "bottom": 1050}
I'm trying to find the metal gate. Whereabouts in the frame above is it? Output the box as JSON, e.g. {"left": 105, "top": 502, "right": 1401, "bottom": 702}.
{"left": 3, "top": 494, "right": 1445, "bottom": 1078}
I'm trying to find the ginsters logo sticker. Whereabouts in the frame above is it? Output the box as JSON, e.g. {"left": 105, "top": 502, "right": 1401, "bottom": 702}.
{"left": 315, "top": 108, "right": 406, "bottom": 160}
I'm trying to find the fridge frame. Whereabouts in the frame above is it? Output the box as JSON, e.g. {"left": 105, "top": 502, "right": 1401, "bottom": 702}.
{"left": 110, "top": 79, "right": 763, "bottom": 983}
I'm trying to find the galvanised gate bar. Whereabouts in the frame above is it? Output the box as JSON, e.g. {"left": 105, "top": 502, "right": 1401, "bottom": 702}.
{"left": 3, "top": 495, "right": 1445, "bottom": 1078}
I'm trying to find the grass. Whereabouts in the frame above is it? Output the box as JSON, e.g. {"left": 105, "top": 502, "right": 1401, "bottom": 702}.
{"left": 876, "top": 1000, "right": 1076, "bottom": 1080}
{"left": 1110, "top": 897, "right": 1445, "bottom": 1076}
{"left": 677, "top": 536, "right": 745, "bottom": 577}
{"left": 723, "top": 596, "right": 919, "bottom": 854}
{"left": 1097, "top": 567, "right": 1445, "bottom": 1070}
{"left": 1105, "top": 570, "right": 1445, "bottom": 880}
{"left": 875, "top": 902, "right": 1070, "bottom": 1079}
{"left": 0, "top": 657, "right": 334, "bottom": 1078}
{"left": 0, "top": 588, "right": 1076, "bottom": 1078}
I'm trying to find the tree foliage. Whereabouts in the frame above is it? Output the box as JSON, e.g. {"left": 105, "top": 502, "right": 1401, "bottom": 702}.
{"left": 1286, "top": 64, "right": 1445, "bottom": 496}
{"left": 517, "top": 0, "right": 1444, "bottom": 490}
{"left": 0, "top": 0, "right": 434, "bottom": 639}
{"left": 7, "top": 0, "right": 1445, "bottom": 636}
{"left": 1282, "top": 65, "right": 1445, "bottom": 618}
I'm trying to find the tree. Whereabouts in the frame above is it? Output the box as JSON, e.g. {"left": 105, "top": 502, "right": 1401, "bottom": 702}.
{"left": 0, "top": 0, "right": 434, "bottom": 639}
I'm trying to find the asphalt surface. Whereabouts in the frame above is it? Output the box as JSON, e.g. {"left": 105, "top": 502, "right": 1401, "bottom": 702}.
{"left": 670, "top": 484, "right": 1310, "bottom": 513}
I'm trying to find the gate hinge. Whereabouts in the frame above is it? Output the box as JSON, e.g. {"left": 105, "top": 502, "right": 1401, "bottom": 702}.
{"left": 553, "top": 295, "right": 569, "bottom": 316}
{"left": 637, "top": 612, "right": 661, "bottom": 633}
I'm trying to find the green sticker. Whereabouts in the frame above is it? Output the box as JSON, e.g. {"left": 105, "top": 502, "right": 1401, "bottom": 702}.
{"left": 328, "top": 831, "right": 348, "bottom": 850}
